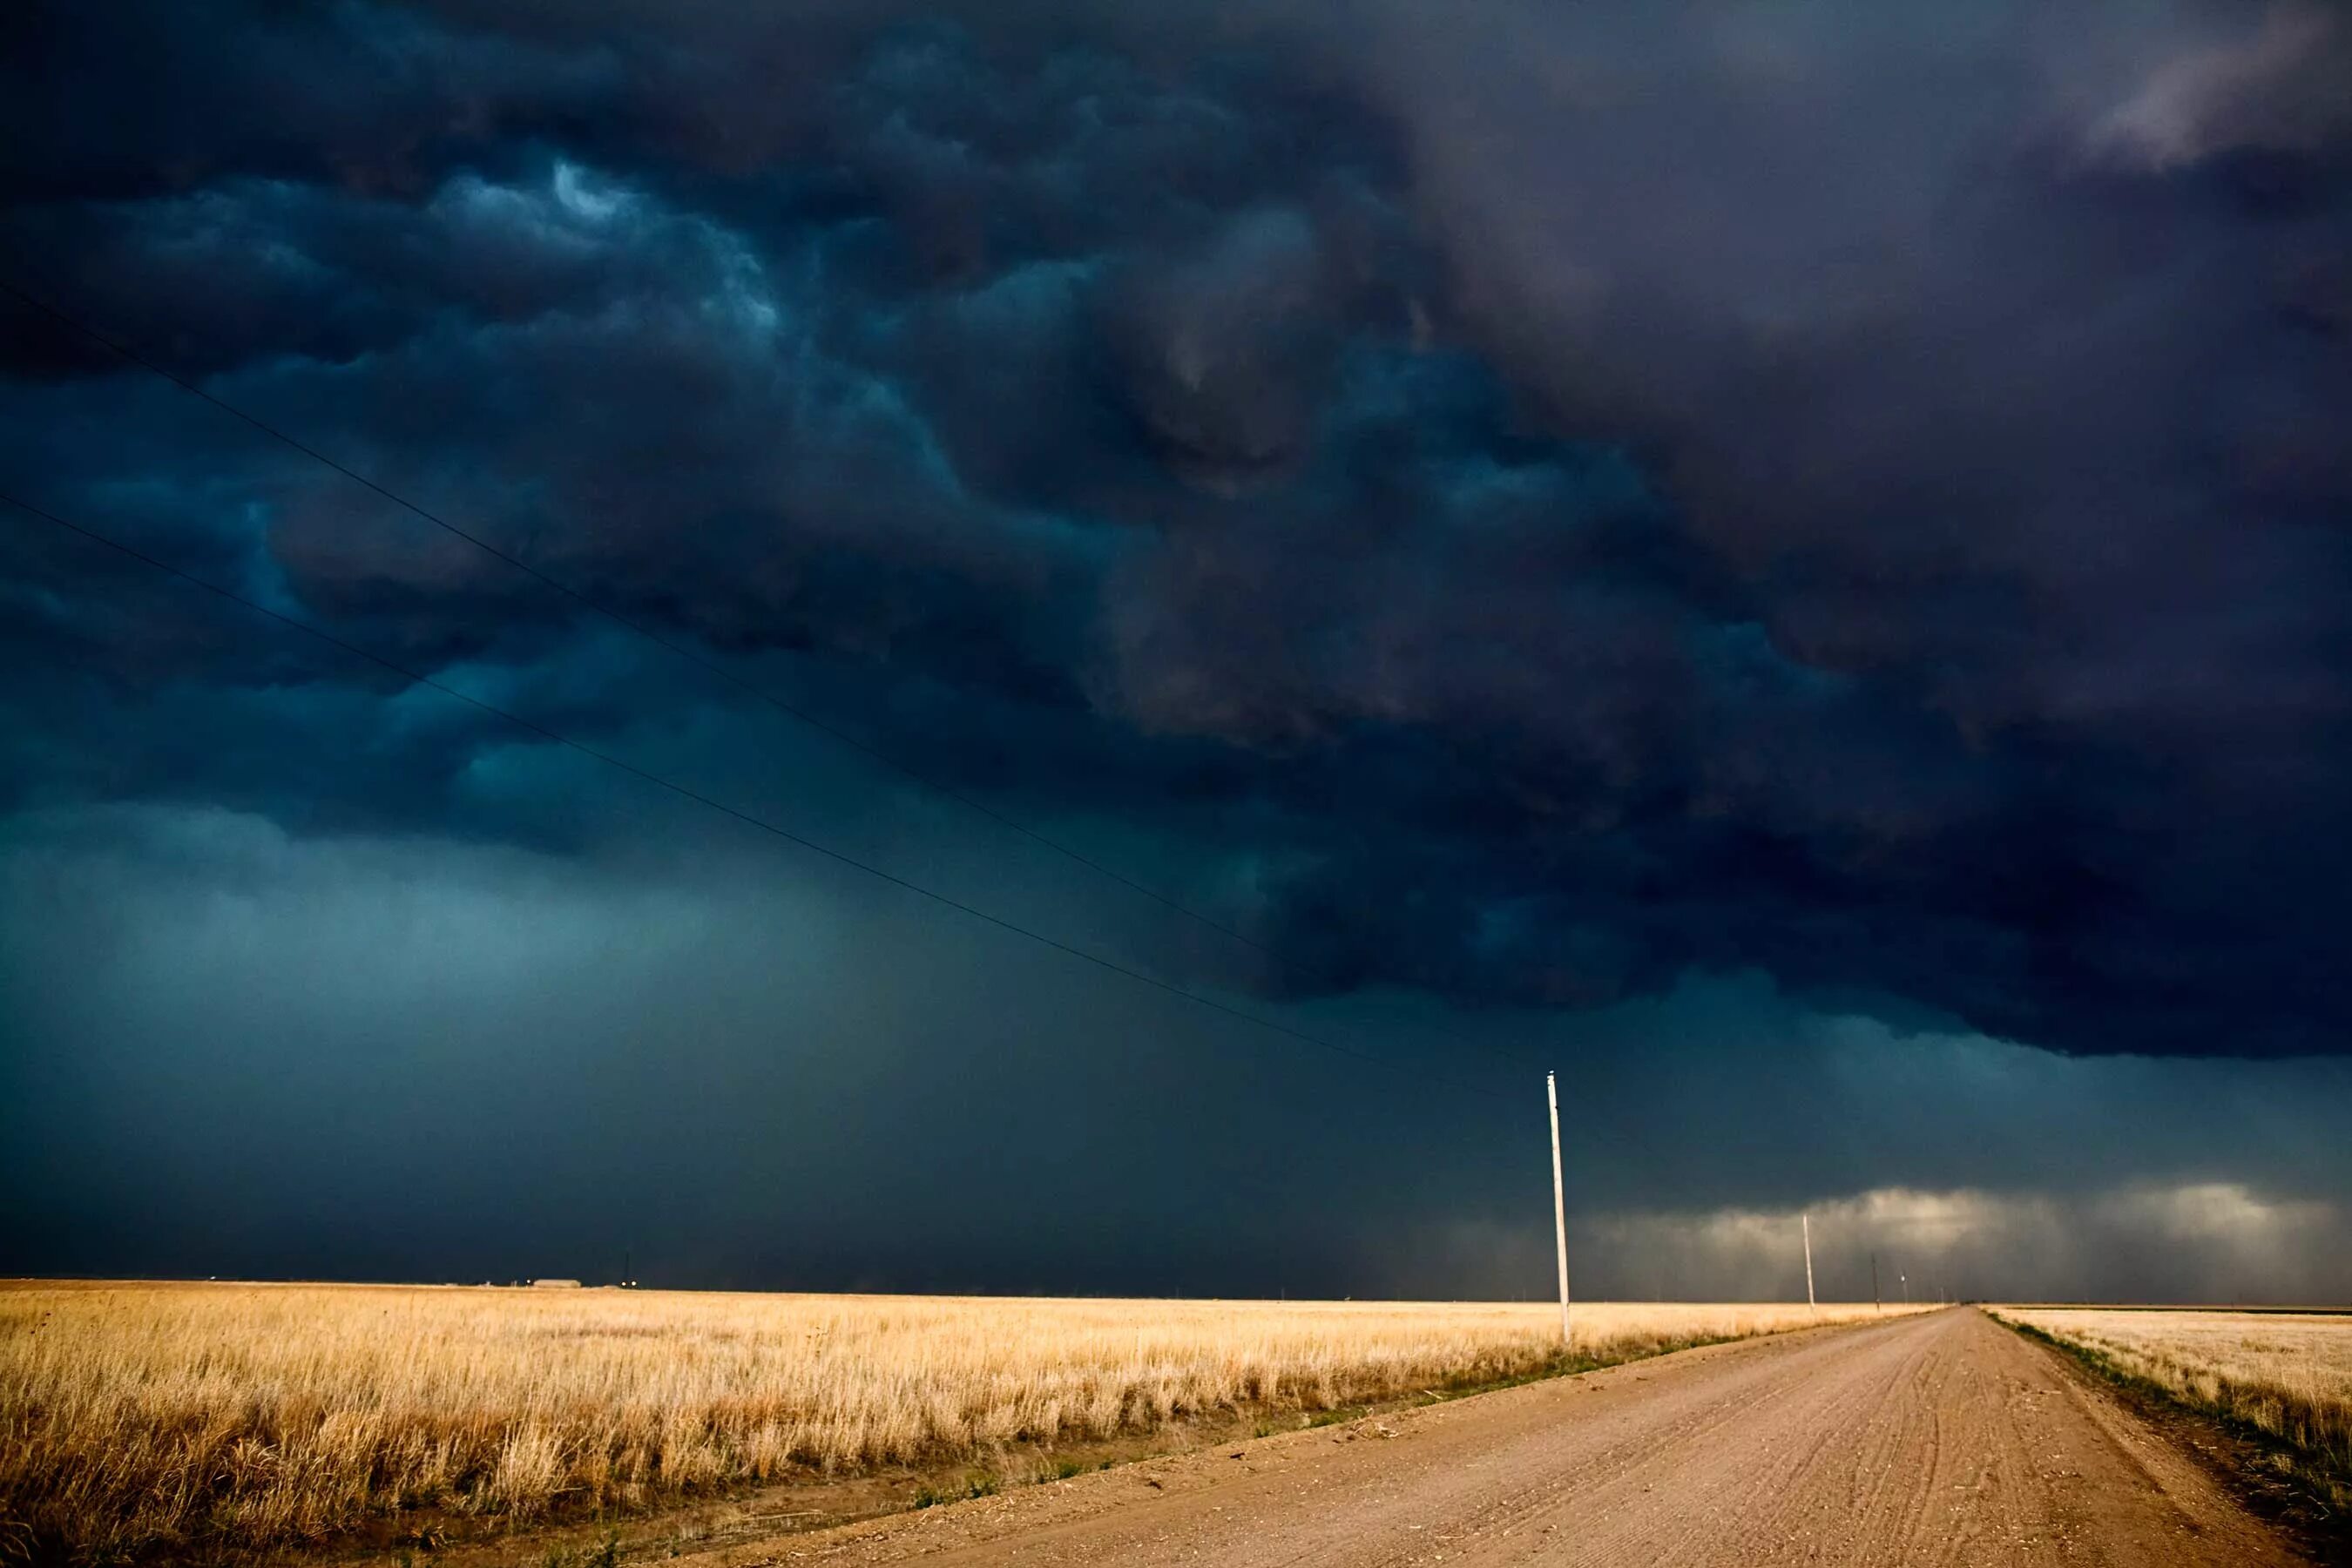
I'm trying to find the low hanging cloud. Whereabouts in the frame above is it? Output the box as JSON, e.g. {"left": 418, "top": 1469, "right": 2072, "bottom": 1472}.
{"left": 1597, "top": 1185, "right": 2349, "bottom": 1304}
{"left": 3, "top": 804, "right": 2347, "bottom": 1296}
{"left": 1401, "top": 1184, "right": 2352, "bottom": 1307}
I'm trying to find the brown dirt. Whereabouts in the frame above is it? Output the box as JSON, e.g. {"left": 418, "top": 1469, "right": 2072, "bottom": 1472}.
{"left": 652, "top": 1307, "right": 2305, "bottom": 1568}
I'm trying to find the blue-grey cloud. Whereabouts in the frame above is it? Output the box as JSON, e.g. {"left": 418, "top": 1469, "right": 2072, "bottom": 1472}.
{"left": 5, "top": 805, "right": 2348, "bottom": 1297}
{"left": 3, "top": 0, "right": 2349, "bottom": 1145}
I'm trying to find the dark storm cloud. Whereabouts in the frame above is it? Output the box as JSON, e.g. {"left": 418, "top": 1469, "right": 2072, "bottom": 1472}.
{"left": 5, "top": 0, "right": 2352, "bottom": 1067}
{"left": 5, "top": 812, "right": 2349, "bottom": 1298}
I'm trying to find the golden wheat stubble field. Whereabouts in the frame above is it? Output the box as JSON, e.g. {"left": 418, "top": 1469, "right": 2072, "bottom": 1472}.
{"left": 1, "top": 1280, "right": 1928, "bottom": 1560}
{"left": 1991, "top": 1307, "right": 2352, "bottom": 1509}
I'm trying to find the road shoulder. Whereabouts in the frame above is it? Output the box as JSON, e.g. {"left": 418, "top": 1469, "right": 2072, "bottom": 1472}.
{"left": 1990, "top": 1312, "right": 2346, "bottom": 1565}
{"left": 657, "top": 1312, "right": 1916, "bottom": 1567}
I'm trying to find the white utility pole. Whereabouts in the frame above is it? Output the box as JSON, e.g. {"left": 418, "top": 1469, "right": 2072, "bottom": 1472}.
{"left": 1802, "top": 1212, "right": 1817, "bottom": 1314}
{"left": 1546, "top": 1072, "right": 1571, "bottom": 1348}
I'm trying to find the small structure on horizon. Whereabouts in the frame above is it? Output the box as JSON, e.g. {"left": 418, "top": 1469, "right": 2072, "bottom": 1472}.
{"left": 529, "top": 1278, "right": 582, "bottom": 1289}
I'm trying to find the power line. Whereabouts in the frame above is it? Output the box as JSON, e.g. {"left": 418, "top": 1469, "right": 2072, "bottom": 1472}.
{"left": 2, "top": 487, "right": 1514, "bottom": 1104}
{"left": 1, "top": 270, "right": 1538, "bottom": 1076}
{"left": 0, "top": 274, "right": 1270, "bottom": 952}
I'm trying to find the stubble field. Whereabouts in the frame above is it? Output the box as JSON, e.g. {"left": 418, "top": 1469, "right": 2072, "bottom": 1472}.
{"left": 1990, "top": 1307, "right": 2352, "bottom": 1511}
{"left": 2, "top": 1280, "right": 1923, "bottom": 1561}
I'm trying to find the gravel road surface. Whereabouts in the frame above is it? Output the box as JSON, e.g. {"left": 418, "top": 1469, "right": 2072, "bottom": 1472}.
{"left": 688, "top": 1307, "right": 2301, "bottom": 1567}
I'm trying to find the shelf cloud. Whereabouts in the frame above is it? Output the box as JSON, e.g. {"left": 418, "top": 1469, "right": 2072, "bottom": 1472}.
{"left": 3, "top": 2, "right": 2349, "bottom": 1291}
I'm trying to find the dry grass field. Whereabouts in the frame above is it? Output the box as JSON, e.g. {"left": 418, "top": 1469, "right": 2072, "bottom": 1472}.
{"left": 0, "top": 1281, "right": 1922, "bottom": 1561}
{"left": 1992, "top": 1308, "right": 2352, "bottom": 1511}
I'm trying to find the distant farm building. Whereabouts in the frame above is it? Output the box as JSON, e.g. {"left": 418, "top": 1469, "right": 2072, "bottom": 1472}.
{"left": 530, "top": 1278, "right": 583, "bottom": 1288}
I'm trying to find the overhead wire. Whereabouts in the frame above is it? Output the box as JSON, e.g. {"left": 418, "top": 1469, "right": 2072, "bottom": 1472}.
{"left": 1, "top": 485, "right": 1517, "bottom": 1104}
{"left": 1, "top": 274, "right": 1275, "bottom": 953}
{"left": 0, "top": 270, "right": 1540, "bottom": 1078}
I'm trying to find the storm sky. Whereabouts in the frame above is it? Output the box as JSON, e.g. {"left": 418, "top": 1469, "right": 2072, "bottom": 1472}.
{"left": 3, "top": 0, "right": 2349, "bottom": 1301}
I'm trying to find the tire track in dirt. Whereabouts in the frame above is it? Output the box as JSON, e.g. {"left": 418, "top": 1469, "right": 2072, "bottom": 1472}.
{"left": 686, "top": 1308, "right": 2304, "bottom": 1567}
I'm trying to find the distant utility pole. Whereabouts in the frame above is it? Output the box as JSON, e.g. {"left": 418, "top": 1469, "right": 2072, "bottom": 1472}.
{"left": 1871, "top": 1253, "right": 1882, "bottom": 1314}
{"left": 1546, "top": 1072, "right": 1572, "bottom": 1347}
{"left": 1802, "top": 1213, "right": 1817, "bottom": 1315}
{"left": 1901, "top": 1271, "right": 1909, "bottom": 1305}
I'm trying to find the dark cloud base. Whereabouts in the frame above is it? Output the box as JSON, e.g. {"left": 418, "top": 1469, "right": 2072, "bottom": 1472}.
{"left": 3, "top": 0, "right": 2351, "bottom": 1110}
{"left": 3, "top": 810, "right": 2347, "bottom": 1298}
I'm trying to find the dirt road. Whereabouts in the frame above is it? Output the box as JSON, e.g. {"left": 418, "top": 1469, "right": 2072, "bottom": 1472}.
{"left": 690, "top": 1307, "right": 2302, "bottom": 1567}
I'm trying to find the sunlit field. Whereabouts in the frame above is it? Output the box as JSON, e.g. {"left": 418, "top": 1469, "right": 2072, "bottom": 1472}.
{"left": 1993, "top": 1307, "right": 2352, "bottom": 1510}
{"left": 1, "top": 1280, "right": 1925, "bottom": 1559}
